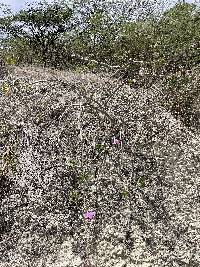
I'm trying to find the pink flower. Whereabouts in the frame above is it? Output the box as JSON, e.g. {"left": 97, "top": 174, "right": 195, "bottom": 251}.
{"left": 112, "top": 137, "right": 121, "bottom": 145}
{"left": 83, "top": 210, "right": 96, "bottom": 220}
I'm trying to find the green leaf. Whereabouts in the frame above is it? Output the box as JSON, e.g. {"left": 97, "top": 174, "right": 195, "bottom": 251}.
{"left": 121, "top": 190, "right": 129, "bottom": 198}
{"left": 95, "top": 143, "right": 105, "bottom": 151}
{"left": 138, "top": 176, "right": 145, "bottom": 188}
{"left": 69, "top": 190, "right": 79, "bottom": 201}
{"left": 78, "top": 171, "right": 91, "bottom": 182}
{"left": 127, "top": 79, "right": 133, "bottom": 85}
{"left": 1, "top": 82, "right": 10, "bottom": 94}
{"left": 67, "top": 159, "right": 77, "bottom": 167}
{"left": 5, "top": 55, "right": 17, "bottom": 65}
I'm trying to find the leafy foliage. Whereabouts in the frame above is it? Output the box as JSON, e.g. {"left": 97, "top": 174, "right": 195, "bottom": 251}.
{"left": 0, "top": 1, "right": 73, "bottom": 66}
{"left": 0, "top": 1, "right": 199, "bottom": 130}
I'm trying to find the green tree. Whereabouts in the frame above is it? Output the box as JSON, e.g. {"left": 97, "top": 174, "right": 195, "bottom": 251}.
{"left": 156, "top": 2, "right": 200, "bottom": 73}
{"left": 69, "top": 0, "right": 164, "bottom": 71}
{"left": 0, "top": 0, "right": 74, "bottom": 66}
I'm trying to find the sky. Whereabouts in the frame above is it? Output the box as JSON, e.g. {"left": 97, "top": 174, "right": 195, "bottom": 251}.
{"left": 0, "top": 0, "right": 53, "bottom": 15}
{"left": 0, "top": 0, "right": 199, "bottom": 15}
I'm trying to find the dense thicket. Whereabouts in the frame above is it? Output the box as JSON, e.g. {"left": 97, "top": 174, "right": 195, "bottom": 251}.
{"left": 0, "top": 1, "right": 199, "bottom": 71}
{"left": 0, "top": 65, "right": 199, "bottom": 267}
{"left": 0, "top": 0, "right": 199, "bottom": 129}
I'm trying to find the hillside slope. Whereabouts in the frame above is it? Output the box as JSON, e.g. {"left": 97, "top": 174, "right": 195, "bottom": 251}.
{"left": 0, "top": 66, "right": 200, "bottom": 267}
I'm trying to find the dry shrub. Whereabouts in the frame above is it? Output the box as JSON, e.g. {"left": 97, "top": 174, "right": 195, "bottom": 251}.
{"left": 0, "top": 66, "right": 199, "bottom": 267}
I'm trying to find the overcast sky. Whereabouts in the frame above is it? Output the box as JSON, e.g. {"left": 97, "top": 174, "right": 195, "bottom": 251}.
{"left": 0, "top": 0, "right": 199, "bottom": 15}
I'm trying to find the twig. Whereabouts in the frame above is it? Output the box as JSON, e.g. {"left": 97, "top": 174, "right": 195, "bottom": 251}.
{"left": 29, "top": 79, "right": 58, "bottom": 85}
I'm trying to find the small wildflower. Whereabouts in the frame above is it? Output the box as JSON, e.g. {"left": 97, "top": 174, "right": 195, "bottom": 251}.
{"left": 112, "top": 137, "right": 121, "bottom": 145}
{"left": 83, "top": 210, "right": 96, "bottom": 220}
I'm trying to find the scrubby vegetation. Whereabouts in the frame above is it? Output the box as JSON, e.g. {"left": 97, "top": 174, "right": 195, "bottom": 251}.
{"left": 0, "top": 0, "right": 199, "bottom": 130}
{"left": 0, "top": 1, "right": 199, "bottom": 267}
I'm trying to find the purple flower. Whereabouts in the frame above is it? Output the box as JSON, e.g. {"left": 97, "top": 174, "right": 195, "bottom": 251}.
{"left": 83, "top": 210, "right": 96, "bottom": 220}
{"left": 112, "top": 137, "right": 121, "bottom": 145}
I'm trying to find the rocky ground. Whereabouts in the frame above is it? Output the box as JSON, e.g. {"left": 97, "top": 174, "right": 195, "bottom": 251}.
{"left": 0, "top": 66, "right": 199, "bottom": 266}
